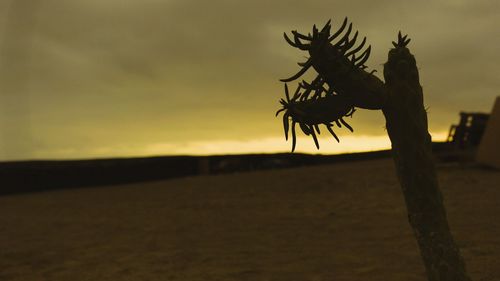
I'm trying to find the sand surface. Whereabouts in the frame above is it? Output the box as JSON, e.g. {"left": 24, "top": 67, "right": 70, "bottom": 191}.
{"left": 0, "top": 158, "right": 499, "bottom": 280}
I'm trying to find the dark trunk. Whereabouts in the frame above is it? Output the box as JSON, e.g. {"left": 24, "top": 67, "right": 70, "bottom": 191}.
{"left": 382, "top": 46, "right": 471, "bottom": 281}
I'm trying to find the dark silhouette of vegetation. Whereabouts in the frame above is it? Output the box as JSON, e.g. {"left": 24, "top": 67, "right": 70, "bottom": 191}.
{"left": 277, "top": 18, "right": 471, "bottom": 281}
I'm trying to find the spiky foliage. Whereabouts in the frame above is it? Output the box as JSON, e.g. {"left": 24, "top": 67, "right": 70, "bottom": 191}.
{"left": 276, "top": 18, "right": 386, "bottom": 151}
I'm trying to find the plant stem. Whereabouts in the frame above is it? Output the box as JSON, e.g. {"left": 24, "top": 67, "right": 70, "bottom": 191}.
{"left": 382, "top": 46, "right": 471, "bottom": 281}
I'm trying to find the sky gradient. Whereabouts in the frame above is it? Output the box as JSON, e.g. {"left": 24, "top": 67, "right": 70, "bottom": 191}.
{"left": 1, "top": 0, "right": 499, "bottom": 161}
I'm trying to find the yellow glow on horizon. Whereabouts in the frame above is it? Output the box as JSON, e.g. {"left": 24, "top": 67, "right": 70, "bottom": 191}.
{"left": 144, "top": 131, "right": 449, "bottom": 156}
{"left": 26, "top": 131, "right": 449, "bottom": 161}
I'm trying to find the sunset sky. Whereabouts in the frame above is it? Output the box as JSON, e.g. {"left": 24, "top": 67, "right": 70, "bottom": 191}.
{"left": 0, "top": 0, "right": 498, "bottom": 161}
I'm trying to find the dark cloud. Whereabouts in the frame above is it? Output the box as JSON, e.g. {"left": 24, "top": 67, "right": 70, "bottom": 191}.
{"left": 1, "top": 0, "right": 498, "bottom": 160}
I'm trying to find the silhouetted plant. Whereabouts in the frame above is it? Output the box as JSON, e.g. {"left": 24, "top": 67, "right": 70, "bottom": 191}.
{"left": 276, "top": 18, "right": 471, "bottom": 281}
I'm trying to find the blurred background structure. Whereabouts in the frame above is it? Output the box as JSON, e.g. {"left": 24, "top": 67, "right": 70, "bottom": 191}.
{"left": 476, "top": 96, "right": 500, "bottom": 169}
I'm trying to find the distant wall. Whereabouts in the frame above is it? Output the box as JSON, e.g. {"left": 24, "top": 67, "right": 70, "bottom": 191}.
{"left": 4, "top": 146, "right": 466, "bottom": 196}
{"left": 0, "top": 156, "right": 200, "bottom": 195}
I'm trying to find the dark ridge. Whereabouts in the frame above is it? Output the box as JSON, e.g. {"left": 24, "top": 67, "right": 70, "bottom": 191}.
{"left": 0, "top": 142, "right": 454, "bottom": 196}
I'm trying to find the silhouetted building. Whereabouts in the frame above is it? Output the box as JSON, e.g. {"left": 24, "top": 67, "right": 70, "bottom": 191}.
{"left": 447, "top": 112, "right": 489, "bottom": 149}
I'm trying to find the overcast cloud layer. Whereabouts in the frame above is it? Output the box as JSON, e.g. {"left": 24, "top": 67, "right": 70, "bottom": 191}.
{"left": 1, "top": 0, "right": 499, "bottom": 160}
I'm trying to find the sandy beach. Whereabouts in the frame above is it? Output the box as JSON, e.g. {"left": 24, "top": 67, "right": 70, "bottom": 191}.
{"left": 1, "top": 158, "right": 499, "bottom": 280}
